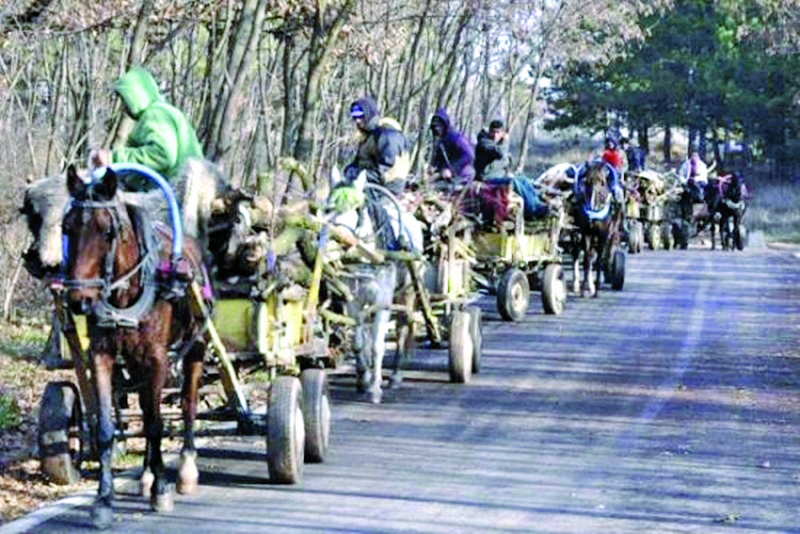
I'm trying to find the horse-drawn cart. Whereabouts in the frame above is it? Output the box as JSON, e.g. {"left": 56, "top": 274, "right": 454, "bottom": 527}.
{"left": 38, "top": 164, "right": 333, "bottom": 489}
{"left": 316, "top": 180, "right": 483, "bottom": 400}
{"left": 412, "top": 196, "right": 483, "bottom": 383}
{"left": 626, "top": 169, "right": 681, "bottom": 252}
{"left": 471, "top": 194, "right": 567, "bottom": 322}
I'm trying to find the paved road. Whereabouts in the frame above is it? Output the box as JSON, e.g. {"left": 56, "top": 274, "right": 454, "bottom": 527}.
{"left": 10, "top": 247, "right": 800, "bottom": 533}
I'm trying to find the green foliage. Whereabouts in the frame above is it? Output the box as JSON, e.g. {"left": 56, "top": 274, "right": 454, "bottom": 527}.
{"left": 0, "top": 392, "right": 21, "bottom": 431}
{"left": 546, "top": 0, "right": 800, "bottom": 166}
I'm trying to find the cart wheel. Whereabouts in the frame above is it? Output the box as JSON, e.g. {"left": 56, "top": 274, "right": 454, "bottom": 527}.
{"left": 636, "top": 223, "right": 645, "bottom": 253}
{"left": 541, "top": 264, "right": 567, "bottom": 315}
{"left": 497, "top": 268, "right": 529, "bottom": 322}
{"left": 627, "top": 223, "right": 639, "bottom": 254}
{"left": 465, "top": 306, "right": 483, "bottom": 374}
{"left": 661, "top": 222, "right": 674, "bottom": 250}
{"left": 267, "top": 376, "right": 304, "bottom": 484}
{"left": 610, "top": 249, "right": 625, "bottom": 290}
{"left": 647, "top": 224, "right": 661, "bottom": 251}
{"left": 39, "top": 381, "right": 83, "bottom": 485}
{"left": 300, "top": 369, "right": 330, "bottom": 463}
{"left": 448, "top": 310, "right": 472, "bottom": 383}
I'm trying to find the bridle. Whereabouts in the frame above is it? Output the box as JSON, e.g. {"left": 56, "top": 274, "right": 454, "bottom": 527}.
{"left": 63, "top": 195, "right": 159, "bottom": 328}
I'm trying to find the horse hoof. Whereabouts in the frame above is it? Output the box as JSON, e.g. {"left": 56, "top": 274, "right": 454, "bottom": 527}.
{"left": 387, "top": 374, "right": 403, "bottom": 389}
{"left": 356, "top": 370, "right": 372, "bottom": 393}
{"left": 140, "top": 469, "right": 154, "bottom": 498}
{"left": 177, "top": 452, "right": 199, "bottom": 495}
{"left": 151, "top": 488, "right": 175, "bottom": 513}
{"left": 367, "top": 385, "right": 382, "bottom": 404}
{"left": 91, "top": 501, "right": 114, "bottom": 530}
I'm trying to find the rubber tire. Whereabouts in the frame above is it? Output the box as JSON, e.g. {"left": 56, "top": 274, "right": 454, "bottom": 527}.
{"left": 267, "top": 376, "right": 304, "bottom": 484}
{"left": 541, "top": 264, "right": 566, "bottom": 315}
{"left": 628, "top": 223, "right": 639, "bottom": 255}
{"left": 661, "top": 222, "right": 674, "bottom": 250}
{"left": 448, "top": 311, "right": 472, "bottom": 384}
{"left": 465, "top": 306, "right": 483, "bottom": 374}
{"left": 610, "top": 249, "right": 625, "bottom": 291}
{"left": 497, "top": 268, "right": 529, "bottom": 322}
{"left": 300, "top": 369, "right": 330, "bottom": 464}
{"left": 39, "top": 381, "right": 83, "bottom": 485}
{"left": 636, "top": 223, "right": 644, "bottom": 253}
{"left": 647, "top": 224, "right": 660, "bottom": 251}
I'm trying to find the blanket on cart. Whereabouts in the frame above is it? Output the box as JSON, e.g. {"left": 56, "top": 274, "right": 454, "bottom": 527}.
{"left": 462, "top": 176, "right": 549, "bottom": 227}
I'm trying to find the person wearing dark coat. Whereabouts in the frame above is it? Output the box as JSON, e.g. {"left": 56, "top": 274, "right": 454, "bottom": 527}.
{"left": 475, "top": 119, "right": 513, "bottom": 179}
{"left": 344, "top": 96, "right": 410, "bottom": 194}
{"left": 429, "top": 108, "right": 475, "bottom": 186}
{"left": 620, "top": 137, "right": 646, "bottom": 172}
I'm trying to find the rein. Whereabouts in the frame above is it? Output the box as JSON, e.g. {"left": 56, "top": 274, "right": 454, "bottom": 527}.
{"left": 64, "top": 196, "right": 159, "bottom": 328}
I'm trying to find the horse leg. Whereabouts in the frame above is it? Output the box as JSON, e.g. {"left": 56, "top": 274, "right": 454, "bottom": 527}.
{"left": 177, "top": 342, "right": 203, "bottom": 495}
{"left": 352, "top": 310, "right": 371, "bottom": 393}
{"left": 593, "top": 245, "right": 602, "bottom": 298}
{"left": 90, "top": 351, "right": 116, "bottom": 529}
{"left": 711, "top": 214, "right": 717, "bottom": 250}
{"left": 142, "top": 348, "right": 173, "bottom": 513}
{"left": 583, "top": 237, "right": 595, "bottom": 297}
{"left": 139, "top": 406, "right": 154, "bottom": 497}
{"left": 733, "top": 211, "right": 742, "bottom": 250}
{"left": 571, "top": 245, "right": 581, "bottom": 295}
{"left": 368, "top": 308, "right": 391, "bottom": 404}
{"left": 389, "top": 286, "right": 415, "bottom": 389}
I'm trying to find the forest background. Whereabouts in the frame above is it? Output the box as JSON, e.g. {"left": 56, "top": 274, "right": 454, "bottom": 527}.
{"left": 2, "top": 0, "right": 800, "bottom": 520}
{"left": 0, "top": 0, "right": 799, "bottom": 317}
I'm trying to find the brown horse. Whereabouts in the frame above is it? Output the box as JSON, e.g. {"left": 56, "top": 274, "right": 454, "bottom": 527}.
{"left": 570, "top": 161, "right": 625, "bottom": 297}
{"left": 61, "top": 165, "right": 206, "bottom": 528}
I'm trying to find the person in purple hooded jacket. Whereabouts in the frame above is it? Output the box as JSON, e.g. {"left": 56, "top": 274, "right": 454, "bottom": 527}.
{"left": 429, "top": 108, "right": 475, "bottom": 188}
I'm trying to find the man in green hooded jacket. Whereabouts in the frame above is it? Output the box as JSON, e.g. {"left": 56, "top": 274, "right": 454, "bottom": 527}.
{"left": 90, "top": 66, "right": 203, "bottom": 187}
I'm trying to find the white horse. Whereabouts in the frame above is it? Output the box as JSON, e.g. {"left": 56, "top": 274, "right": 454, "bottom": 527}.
{"left": 327, "top": 169, "right": 423, "bottom": 404}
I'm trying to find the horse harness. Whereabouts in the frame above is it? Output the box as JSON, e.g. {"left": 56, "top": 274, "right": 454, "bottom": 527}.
{"left": 63, "top": 195, "right": 160, "bottom": 328}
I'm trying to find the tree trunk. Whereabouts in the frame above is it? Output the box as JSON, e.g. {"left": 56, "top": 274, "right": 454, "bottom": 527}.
{"left": 291, "top": 0, "right": 356, "bottom": 165}
{"left": 514, "top": 65, "right": 544, "bottom": 174}
{"left": 106, "top": 0, "right": 154, "bottom": 149}
{"left": 638, "top": 123, "right": 649, "bottom": 155}
{"left": 663, "top": 123, "right": 672, "bottom": 163}
{"left": 206, "top": 0, "right": 268, "bottom": 166}
{"left": 399, "top": 0, "right": 430, "bottom": 130}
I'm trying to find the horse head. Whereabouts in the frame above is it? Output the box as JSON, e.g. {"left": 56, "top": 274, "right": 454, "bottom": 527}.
{"left": 206, "top": 187, "right": 267, "bottom": 278}
{"left": 19, "top": 174, "right": 72, "bottom": 279}
{"left": 328, "top": 167, "right": 372, "bottom": 242}
{"left": 726, "top": 172, "right": 746, "bottom": 203}
{"left": 62, "top": 165, "right": 140, "bottom": 315}
{"left": 578, "top": 161, "right": 613, "bottom": 215}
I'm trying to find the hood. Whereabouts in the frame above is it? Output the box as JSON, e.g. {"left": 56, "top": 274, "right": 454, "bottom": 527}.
{"left": 352, "top": 96, "right": 380, "bottom": 130}
{"left": 114, "top": 67, "right": 161, "bottom": 119}
{"left": 432, "top": 108, "right": 452, "bottom": 133}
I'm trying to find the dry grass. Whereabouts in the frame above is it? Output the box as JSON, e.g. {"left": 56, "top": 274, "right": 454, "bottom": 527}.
{"left": 0, "top": 322, "right": 80, "bottom": 525}
{"left": 0, "top": 329, "right": 185, "bottom": 525}
{"left": 744, "top": 179, "right": 800, "bottom": 243}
